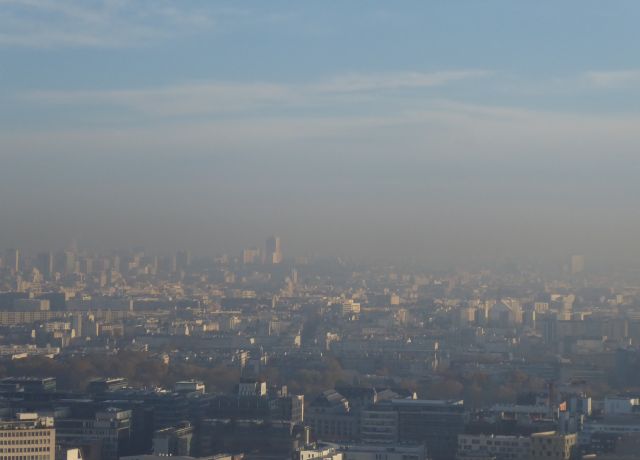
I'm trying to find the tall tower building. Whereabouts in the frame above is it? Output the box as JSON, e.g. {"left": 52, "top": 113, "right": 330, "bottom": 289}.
{"left": 112, "top": 255, "right": 121, "bottom": 273}
{"left": 55, "top": 251, "right": 77, "bottom": 275}
{"left": 570, "top": 255, "right": 585, "bottom": 275}
{"left": 36, "top": 252, "right": 54, "bottom": 279}
{"left": 242, "top": 248, "right": 261, "bottom": 264}
{"left": 64, "top": 250, "right": 77, "bottom": 274}
{"left": 265, "top": 236, "right": 283, "bottom": 265}
{"left": 175, "top": 250, "right": 191, "bottom": 272}
{"left": 5, "top": 248, "right": 20, "bottom": 272}
{"left": 81, "top": 257, "right": 94, "bottom": 275}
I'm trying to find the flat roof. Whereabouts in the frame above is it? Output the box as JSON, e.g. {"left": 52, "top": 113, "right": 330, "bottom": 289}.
{"left": 391, "top": 399, "right": 463, "bottom": 406}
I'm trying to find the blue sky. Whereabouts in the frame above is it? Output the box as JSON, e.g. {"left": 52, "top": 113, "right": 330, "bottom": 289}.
{"left": 2, "top": 1, "right": 640, "bottom": 266}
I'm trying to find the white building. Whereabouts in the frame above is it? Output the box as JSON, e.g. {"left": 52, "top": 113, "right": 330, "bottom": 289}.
{"left": 298, "top": 443, "right": 425, "bottom": 460}
{"left": 0, "top": 414, "right": 55, "bottom": 460}
{"left": 297, "top": 444, "right": 343, "bottom": 460}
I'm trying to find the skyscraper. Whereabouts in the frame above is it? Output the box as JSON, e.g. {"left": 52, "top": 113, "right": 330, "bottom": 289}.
{"left": 243, "top": 248, "right": 261, "bottom": 264}
{"left": 64, "top": 250, "right": 77, "bottom": 274}
{"left": 4, "top": 248, "right": 19, "bottom": 272}
{"left": 265, "top": 236, "right": 283, "bottom": 264}
{"left": 36, "top": 252, "right": 54, "bottom": 279}
{"left": 54, "top": 250, "right": 77, "bottom": 275}
{"left": 175, "top": 250, "right": 191, "bottom": 272}
{"left": 570, "top": 255, "right": 585, "bottom": 274}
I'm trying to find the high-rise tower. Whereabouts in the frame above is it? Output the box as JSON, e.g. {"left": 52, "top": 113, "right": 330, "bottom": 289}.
{"left": 4, "top": 248, "right": 19, "bottom": 272}
{"left": 570, "top": 255, "right": 585, "bottom": 274}
{"left": 36, "top": 252, "right": 54, "bottom": 279}
{"left": 265, "top": 236, "right": 283, "bottom": 264}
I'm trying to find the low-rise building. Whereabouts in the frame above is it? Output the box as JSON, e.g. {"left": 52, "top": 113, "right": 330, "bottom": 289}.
{"left": 530, "top": 432, "right": 577, "bottom": 460}
{"left": 457, "top": 434, "right": 531, "bottom": 460}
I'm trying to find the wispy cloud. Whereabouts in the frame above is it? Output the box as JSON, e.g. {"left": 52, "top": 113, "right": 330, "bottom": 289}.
{"left": 584, "top": 70, "right": 640, "bottom": 88}
{"left": 316, "top": 70, "right": 492, "bottom": 93}
{"left": 6, "top": 99, "right": 640, "bottom": 163}
{"left": 21, "top": 70, "right": 490, "bottom": 116}
{"left": 24, "top": 82, "right": 292, "bottom": 116}
{"left": 11, "top": 69, "right": 640, "bottom": 163}
{"left": 0, "top": 0, "right": 214, "bottom": 47}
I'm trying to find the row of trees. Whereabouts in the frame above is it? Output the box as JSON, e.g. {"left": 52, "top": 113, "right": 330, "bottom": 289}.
{"left": 0, "top": 352, "right": 240, "bottom": 393}
{"left": 2, "top": 352, "right": 617, "bottom": 407}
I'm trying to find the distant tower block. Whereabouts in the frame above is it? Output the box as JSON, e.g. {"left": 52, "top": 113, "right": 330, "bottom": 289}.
{"left": 242, "top": 248, "right": 261, "bottom": 264}
{"left": 5, "top": 248, "right": 19, "bottom": 272}
{"left": 570, "top": 255, "right": 585, "bottom": 274}
{"left": 175, "top": 250, "right": 191, "bottom": 271}
{"left": 265, "top": 236, "right": 283, "bottom": 264}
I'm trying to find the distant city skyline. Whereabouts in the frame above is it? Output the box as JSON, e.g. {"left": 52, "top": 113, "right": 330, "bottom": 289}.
{"left": 2, "top": 1, "right": 640, "bottom": 267}
{"left": 1, "top": 4, "right": 640, "bottom": 459}
{"left": 0, "top": 242, "right": 598, "bottom": 278}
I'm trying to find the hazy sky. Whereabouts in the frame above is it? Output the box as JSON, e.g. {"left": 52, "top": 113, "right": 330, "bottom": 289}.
{"left": 2, "top": 1, "right": 640, "bottom": 267}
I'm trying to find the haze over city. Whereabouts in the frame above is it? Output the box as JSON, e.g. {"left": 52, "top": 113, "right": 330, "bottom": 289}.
{"left": 5, "top": 4, "right": 640, "bottom": 460}
{"left": 2, "top": 1, "right": 640, "bottom": 268}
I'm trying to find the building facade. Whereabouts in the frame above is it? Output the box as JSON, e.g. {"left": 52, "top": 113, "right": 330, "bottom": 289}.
{"left": 0, "top": 415, "right": 55, "bottom": 460}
